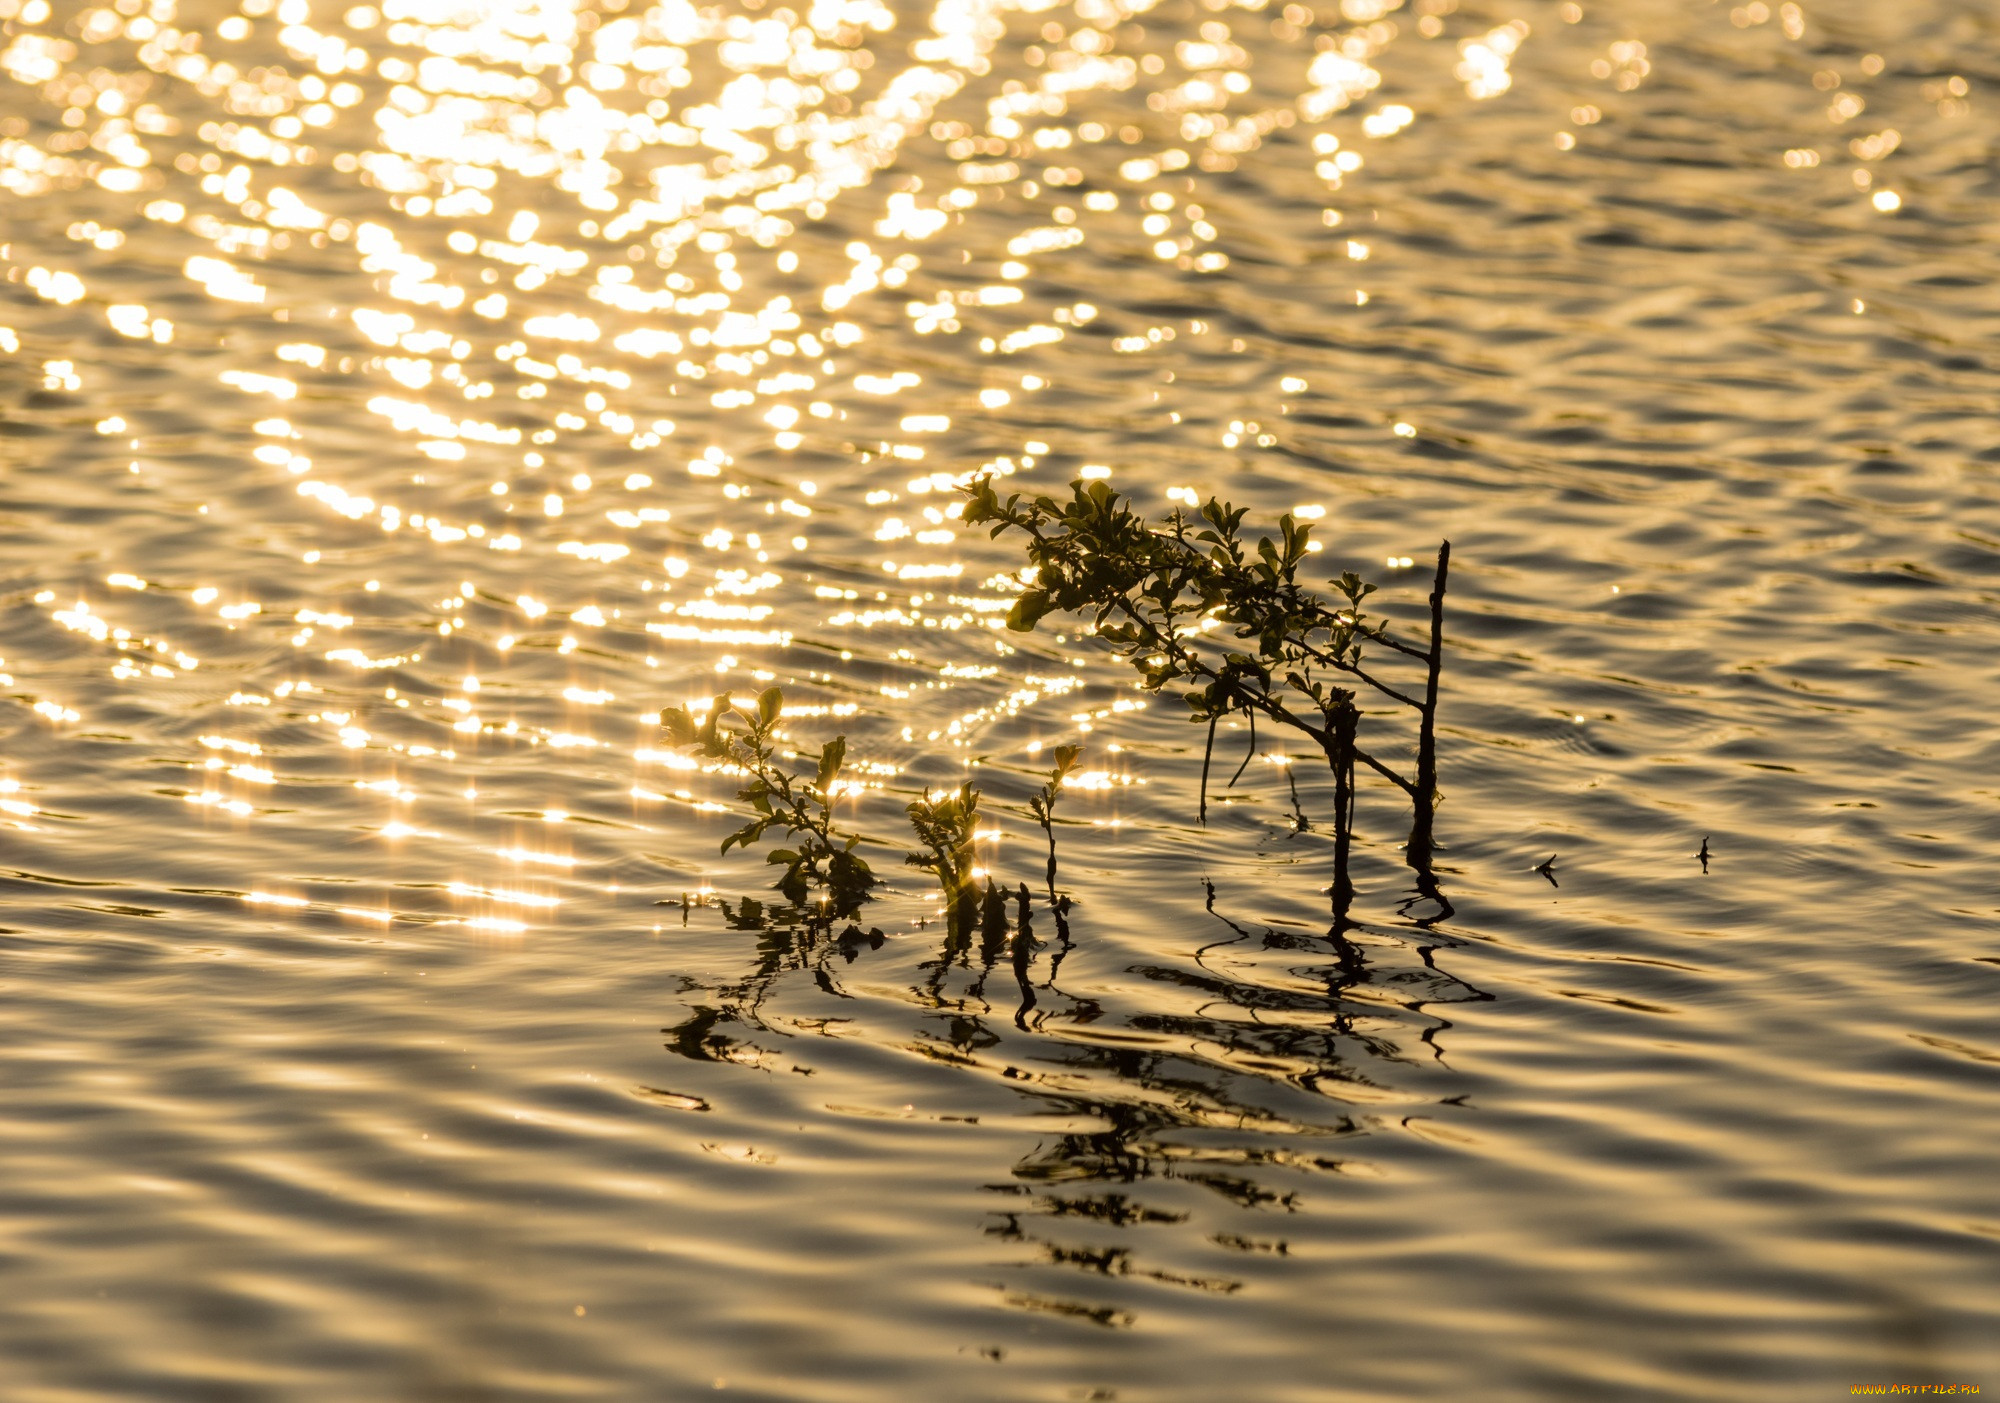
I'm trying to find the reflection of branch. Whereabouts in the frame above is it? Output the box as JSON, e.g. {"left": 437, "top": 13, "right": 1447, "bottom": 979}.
{"left": 655, "top": 874, "right": 1490, "bottom": 1269}
{"left": 1410, "top": 934, "right": 1493, "bottom": 1065}
{"left": 1012, "top": 883, "right": 1038, "bottom": 1031}
{"left": 966, "top": 883, "right": 1012, "bottom": 1007}
{"left": 1395, "top": 869, "right": 1456, "bottom": 926}
{"left": 1196, "top": 878, "right": 1256, "bottom": 967}
{"left": 658, "top": 899, "right": 896, "bottom": 1066}
{"left": 1044, "top": 898, "right": 1074, "bottom": 988}
{"left": 919, "top": 910, "right": 970, "bottom": 1006}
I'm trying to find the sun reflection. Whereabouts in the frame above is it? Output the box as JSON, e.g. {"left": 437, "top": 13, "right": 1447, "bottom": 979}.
{"left": 0, "top": 0, "right": 1928, "bottom": 956}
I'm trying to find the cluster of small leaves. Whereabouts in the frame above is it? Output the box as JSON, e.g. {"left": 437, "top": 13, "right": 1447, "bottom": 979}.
{"left": 661, "top": 480, "right": 1446, "bottom": 925}
{"left": 964, "top": 478, "right": 1424, "bottom": 792}
{"left": 1027, "top": 742, "right": 1082, "bottom": 901}
{"left": 663, "top": 687, "right": 1092, "bottom": 924}
{"left": 905, "top": 782, "right": 983, "bottom": 909}
{"left": 661, "top": 687, "right": 876, "bottom": 920}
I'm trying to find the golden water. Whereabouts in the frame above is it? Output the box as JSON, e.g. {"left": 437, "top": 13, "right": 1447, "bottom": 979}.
{"left": 0, "top": 0, "right": 1996, "bottom": 1395}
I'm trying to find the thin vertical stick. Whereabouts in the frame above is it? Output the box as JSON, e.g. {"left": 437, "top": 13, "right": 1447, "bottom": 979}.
{"left": 1198, "top": 716, "right": 1216, "bottom": 824}
{"left": 1407, "top": 540, "right": 1449, "bottom": 873}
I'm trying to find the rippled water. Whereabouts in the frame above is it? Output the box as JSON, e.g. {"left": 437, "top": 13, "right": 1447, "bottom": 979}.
{"left": 2, "top": 0, "right": 1997, "bottom": 1395}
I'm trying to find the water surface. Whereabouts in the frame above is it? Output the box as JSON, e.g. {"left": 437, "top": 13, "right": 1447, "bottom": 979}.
{"left": 1, "top": 0, "right": 1998, "bottom": 1396}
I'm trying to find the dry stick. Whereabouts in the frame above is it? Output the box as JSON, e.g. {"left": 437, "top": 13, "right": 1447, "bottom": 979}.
{"left": 1407, "top": 540, "right": 1450, "bottom": 876}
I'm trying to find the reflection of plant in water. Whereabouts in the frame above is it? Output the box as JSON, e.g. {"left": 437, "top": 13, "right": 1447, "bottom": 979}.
{"left": 964, "top": 476, "right": 1452, "bottom": 922}
{"left": 661, "top": 687, "right": 876, "bottom": 921}
{"left": 660, "top": 894, "right": 886, "bottom": 1069}
{"left": 656, "top": 876, "right": 1488, "bottom": 1331}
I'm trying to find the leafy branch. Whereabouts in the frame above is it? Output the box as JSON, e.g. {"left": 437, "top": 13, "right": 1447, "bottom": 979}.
{"left": 661, "top": 687, "right": 876, "bottom": 921}
{"left": 964, "top": 476, "right": 1451, "bottom": 920}
{"left": 661, "top": 689, "right": 1087, "bottom": 938}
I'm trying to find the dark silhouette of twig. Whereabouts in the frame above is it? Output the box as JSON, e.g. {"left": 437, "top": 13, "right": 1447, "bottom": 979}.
{"left": 1198, "top": 716, "right": 1217, "bottom": 823}
{"left": 1406, "top": 542, "right": 1449, "bottom": 872}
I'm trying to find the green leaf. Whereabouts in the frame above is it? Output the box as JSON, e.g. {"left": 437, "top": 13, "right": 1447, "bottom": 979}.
{"left": 660, "top": 706, "right": 697, "bottom": 747}
{"left": 756, "top": 685, "right": 783, "bottom": 729}
{"left": 1006, "top": 590, "right": 1054, "bottom": 632}
{"left": 816, "top": 735, "right": 846, "bottom": 791}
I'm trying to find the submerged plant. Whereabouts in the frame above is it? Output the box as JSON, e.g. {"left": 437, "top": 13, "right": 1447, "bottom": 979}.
{"left": 661, "top": 687, "right": 876, "bottom": 920}
{"left": 905, "top": 781, "right": 984, "bottom": 925}
{"left": 1027, "top": 742, "right": 1082, "bottom": 905}
{"left": 963, "top": 476, "right": 1451, "bottom": 919}
{"left": 662, "top": 685, "right": 1088, "bottom": 937}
